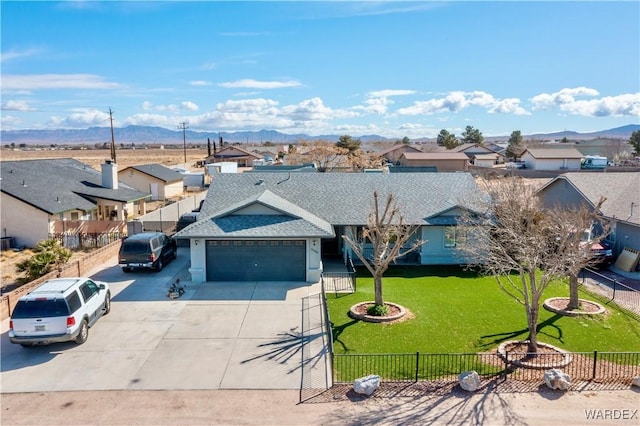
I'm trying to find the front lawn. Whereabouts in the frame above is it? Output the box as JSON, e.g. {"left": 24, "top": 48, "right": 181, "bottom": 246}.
{"left": 327, "top": 266, "right": 640, "bottom": 354}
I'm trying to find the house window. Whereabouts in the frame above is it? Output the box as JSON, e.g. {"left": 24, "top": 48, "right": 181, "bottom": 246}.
{"left": 70, "top": 212, "right": 79, "bottom": 220}
{"left": 444, "top": 226, "right": 466, "bottom": 248}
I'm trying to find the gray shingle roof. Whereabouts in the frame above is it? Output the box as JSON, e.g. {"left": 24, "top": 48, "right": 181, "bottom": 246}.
{"left": 121, "top": 164, "right": 183, "bottom": 183}
{"left": 199, "top": 172, "right": 483, "bottom": 226}
{"left": 543, "top": 172, "right": 640, "bottom": 225}
{"left": 175, "top": 189, "right": 334, "bottom": 238}
{"left": 1, "top": 158, "right": 150, "bottom": 214}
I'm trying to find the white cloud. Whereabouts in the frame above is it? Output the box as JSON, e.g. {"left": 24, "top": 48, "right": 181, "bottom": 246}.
{"left": 181, "top": 101, "right": 199, "bottom": 111}
{"left": 190, "top": 80, "right": 212, "bottom": 86}
{"left": 396, "top": 91, "right": 528, "bottom": 116}
{"left": 368, "top": 89, "right": 416, "bottom": 98}
{"left": 361, "top": 89, "right": 416, "bottom": 114}
{"left": 48, "top": 109, "right": 110, "bottom": 128}
{"left": 0, "top": 48, "right": 41, "bottom": 63}
{"left": 489, "top": 98, "right": 530, "bottom": 115}
{"left": 530, "top": 87, "right": 601, "bottom": 110}
{"left": 218, "top": 79, "right": 302, "bottom": 89}
{"left": 2, "top": 74, "right": 122, "bottom": 90}
{"left": 559, "top": 93, "right": 640, "bottom": 117}
{"left": 1, "top": 100, "right": 34, "bottom": 111}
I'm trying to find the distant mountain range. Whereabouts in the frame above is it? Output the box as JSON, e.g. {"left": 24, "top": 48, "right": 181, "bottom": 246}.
{"left": 2, "top": 124, "right": 638, "bottom": 145}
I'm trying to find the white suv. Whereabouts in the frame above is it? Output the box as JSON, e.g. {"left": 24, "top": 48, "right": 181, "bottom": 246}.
{"left": 9, "top": 277, "right": 111, "bottom": 347}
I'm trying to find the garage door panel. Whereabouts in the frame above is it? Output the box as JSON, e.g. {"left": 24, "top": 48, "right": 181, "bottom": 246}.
{"left": 206, "top": 240, "right": 306, "bottom": 281}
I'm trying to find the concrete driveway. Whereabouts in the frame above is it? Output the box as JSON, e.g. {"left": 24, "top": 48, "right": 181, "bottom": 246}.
{"left": 0, "top": 249, "right": 330, "bottom": 393}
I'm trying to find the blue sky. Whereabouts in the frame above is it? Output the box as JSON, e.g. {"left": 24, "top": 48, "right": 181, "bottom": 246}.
{"left": 1, "top": 1, "right": 639, "bottom": 138}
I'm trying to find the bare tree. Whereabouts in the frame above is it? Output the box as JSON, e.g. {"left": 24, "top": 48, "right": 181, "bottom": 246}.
{"left": 458, "top": 178, "right": 606, "bottom": 353}
{"left": 287, "top": 140, "right": 347, "bottom": 172}
{"left": 342, "top": 191, "right": 425, "bottom": 313}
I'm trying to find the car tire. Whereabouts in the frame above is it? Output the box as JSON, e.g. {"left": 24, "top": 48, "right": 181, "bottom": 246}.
{"left": 172, "top": 247, "right": 177, "bottom": 260}
{"left": 20, "top": 343, "right": 36, "bottom": 348}
{"left": 76, "top": 320, "right": 89, "bottom": 344}
{"left": 103, "top": 292, "right": 111, "bottom": 315}
{"left": 155, "top": 258, "right": 163, "bottom": 271}
{"left": 122, "top": 267, "right": 132, "bottom": 273}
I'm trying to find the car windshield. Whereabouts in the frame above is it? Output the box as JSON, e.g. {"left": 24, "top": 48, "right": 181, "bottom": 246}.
{"left": 11, "top": 299, "right": 69, "bottom": 318}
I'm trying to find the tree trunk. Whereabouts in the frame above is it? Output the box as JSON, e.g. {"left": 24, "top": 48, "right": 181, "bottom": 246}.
{"left": 526, "top": 303, "right": 539, "bottom": 354}
{"left": 373, "top": 273, "right": 384, "bottom": 306}
{"left": 568, "top": 273, "right": 580, "bottom": 310}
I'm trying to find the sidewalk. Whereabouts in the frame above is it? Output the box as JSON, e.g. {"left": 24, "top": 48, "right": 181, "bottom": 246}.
{"left": 2, "top": 388, "right": 639, "bottom": 425}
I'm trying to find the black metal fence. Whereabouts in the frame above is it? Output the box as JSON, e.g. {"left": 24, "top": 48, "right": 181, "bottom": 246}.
{"left": 581, "top": 267, "right": 640, "bottom": 320}
{"left": 332, "top": 351, "right": 640, "bottom": 389}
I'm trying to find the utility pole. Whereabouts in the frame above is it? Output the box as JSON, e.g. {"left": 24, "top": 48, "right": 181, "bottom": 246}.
{"left": 178, "top": 122, "right": 189, "bottom": 164}
{"left": 108, "top": 107, "right": 117, "bottom": 163}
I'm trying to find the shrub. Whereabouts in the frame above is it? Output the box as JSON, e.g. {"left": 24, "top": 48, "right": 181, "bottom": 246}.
{"left": 15, "top": 239, "right": 71, "bottom": 281}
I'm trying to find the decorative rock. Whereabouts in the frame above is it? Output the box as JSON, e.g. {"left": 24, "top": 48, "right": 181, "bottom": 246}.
{"left": 458, "top": 371, "right": 481, "bottom": 392}
{"left": 353, "top": 374, "right": 380, "bottom": 396}
{"left": 632, "top": 376, "right": 640, "bottom": 388}
{"left": 544, "top": 369, "right": 571, "bottom": 391}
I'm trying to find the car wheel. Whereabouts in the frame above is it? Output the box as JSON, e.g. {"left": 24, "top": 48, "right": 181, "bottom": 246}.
{"left": 122, "top": 267, "right": 131, "bottom": 273}
{"left": 172, "top": 247, "right": 177, "bottom": 260}
{"left": 103, "top": 292, "right": 111, "bottom": 315}
{"left": 20, "top": 343, "right": 36, "bottom": 348}
{"left": 155, "top": 258, "right": 163, "bottom": 271}
{"left": 76, "top": 320, "right": 89, "bottom": 344}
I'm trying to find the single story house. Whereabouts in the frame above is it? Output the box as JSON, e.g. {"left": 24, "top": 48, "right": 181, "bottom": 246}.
{"left": 205, "top": 145, "right": 263, "bottom": 167}
{"left": 398, "top": 152, "right": 469, "bottom": 172}
{"left": 537, "top": 172, "right": 640, "bottom": 260}
{"left": 118, "top": 163, "right": 184, "bottom": 201}
{"left": 0, "top": 159, "right": 150, "bottom": 247}
{"left": 473, "top": 153, "right": 502, "bottom": 168}
{"left": 378, "top": 144, "right": 424, "bottom": 165}
{"left": 174, "top": 173, "right": 484, "bottom": 283}
{"left": 520, "top": 148, "right": 583, "bottom": 171}
{"left": 451, "top": 143, "right": 499, "bottom": 160}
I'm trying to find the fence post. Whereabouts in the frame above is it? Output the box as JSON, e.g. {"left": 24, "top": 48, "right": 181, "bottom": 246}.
{"left": 503, "top": 350, "right": 509, "bottom": 382}
{"left": 592, "top": 350, "right": 598, "bottom": 380}
{"left": 415, "top": 352, "right": 420, "bottom": 382}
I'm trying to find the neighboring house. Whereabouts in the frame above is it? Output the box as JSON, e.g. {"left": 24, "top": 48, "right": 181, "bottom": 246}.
{"left": 537, "top": 172, "right": 640, "bottom": 258}
{"left": 205, "top": 145, "right": 263, "bottom": 167}
{"left": 451, "top": 143, "right": 499, "bottom": 161}
{"left": 174, "top": 173, "right": 483, "bottom": 283}
{"left": 118, "top": 164, "right": 184, "bottom": 201}
{"left": 0, "top": 159, "right": 150, "bottom": 247}
{"left": 520, "top": 148, "right": 583, "bottom": 170}
{"left": 473, "top": 153, "right": 502, "bottom": 168}
{"left": 398, "top": 152, "right": 469, "bottom": 172}
{"left": 378, "top": 144, "right": 423, "bottom": 164}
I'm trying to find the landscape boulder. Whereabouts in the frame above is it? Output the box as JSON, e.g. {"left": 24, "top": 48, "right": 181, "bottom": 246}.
{"left": 458, "top": 371, "right": 481, "bottom": 392}
{"left": 544, "top": 369, "right": 571, "bottom": 391}
{"left": 353, "top": 375, "right": 380, "bottom": 396}
{"left": 632, "top": 376, "right": 640, "bottom": 388}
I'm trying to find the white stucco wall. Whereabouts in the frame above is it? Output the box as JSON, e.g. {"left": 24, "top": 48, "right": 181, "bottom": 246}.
{"left": 0, "top": 193, "right": 52, "bottom": 247}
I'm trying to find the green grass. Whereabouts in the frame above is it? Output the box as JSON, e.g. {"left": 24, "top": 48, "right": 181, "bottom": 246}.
{"left": 327, "top": 265, "right": 640, "bottom": 354}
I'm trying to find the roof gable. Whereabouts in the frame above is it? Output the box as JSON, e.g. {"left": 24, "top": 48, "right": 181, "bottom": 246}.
{"left": 120, "top": 164, "right": 183, "bottom": 183}
{"left": 539, "top": 172, "right": 640, "bottom": 225}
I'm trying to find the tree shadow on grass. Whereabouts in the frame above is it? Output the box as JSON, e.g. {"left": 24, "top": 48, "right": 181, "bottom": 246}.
{"left": 331, "top": 318, "right": 359, "bottom": 352}
{"left": 478, "top": 314, "right": 565, "bottom": 350}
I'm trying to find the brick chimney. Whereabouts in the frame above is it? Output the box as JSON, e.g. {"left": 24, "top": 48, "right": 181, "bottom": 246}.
{"left": 101, "top": 160, "right": 118, "bottom": 189}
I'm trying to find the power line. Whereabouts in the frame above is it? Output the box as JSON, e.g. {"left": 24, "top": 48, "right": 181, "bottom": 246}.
{"left": 177, "top": 121, "right": 189, "bottom": 164}
{"left": 109, "top": 107, "right": 116, "bottom": 163}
